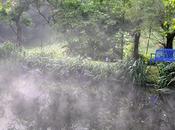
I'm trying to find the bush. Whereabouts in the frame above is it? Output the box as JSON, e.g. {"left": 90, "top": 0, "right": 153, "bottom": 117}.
{"left": 158, "top": 63, "right": 175, "bottom": 88}
{"left": 139, "top": 54, "right": 151, "bottom": 64}
{"left": 123, "top": 43, "right": 133, "bottom": 59}
{"left": 24, "top": 55, "right": 120, "bottom": 81}
{"left": 66, "top": 37, "right": 119, "bottom": 62}
{"left": 117, "top": 58, "right": 148, "bottom": 86}
{"left": 25, "top": 44, "right": 66, "bottom": 59}
{"left": 0, "top": 42, "right": 15, "bottom": 58}
{"left": 146, "top": 66, "right": 159, "bottom": 84}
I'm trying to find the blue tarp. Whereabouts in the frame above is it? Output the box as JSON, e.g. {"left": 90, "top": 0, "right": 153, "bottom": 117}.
{"left": 150, "top": 49, "right": 175, "bottom": 63}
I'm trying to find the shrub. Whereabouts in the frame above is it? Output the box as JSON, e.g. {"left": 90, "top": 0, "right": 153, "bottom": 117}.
{"left": 0, "top": 42, "right": 16, "bottom": 58}
{"left": 158, "top": 63, "right": 175, "bottom": 88}
{"left": 118, "top": 58, "right": 148, "bottom": 86}
{"left": 123, "top": 43, "right": 133, "bottom": 59}
{"left": 25, "top": 45, "right": 65, "bottom": 60}
{"left": 139, "top": 54, "right": 151, "bottom": 64}
{"left": 146, "top": 66, "right": 159, "bottom": 84}
{"left": 24, "top": 55, "right": 120, "bottom": 81}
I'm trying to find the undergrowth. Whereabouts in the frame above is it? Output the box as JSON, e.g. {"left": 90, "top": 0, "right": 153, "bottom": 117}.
{"left": 158, "top": 63, "right": 175, "bottom": 89}
{"left": 25, "top": 44, "right": 67, "bottom": 59}
{"left": 1, "top": 42, "right": 173, "bottom": 91}
{"left": 24, "top": 44, "right": 150, "bottom": 84}
{"left": 24, "top": 56, "right": 120, "bottom": 81}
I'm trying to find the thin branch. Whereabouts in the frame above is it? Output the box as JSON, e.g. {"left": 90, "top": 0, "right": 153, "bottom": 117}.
{"left": 9, "top": 22, "right": 17, "bottom": 35}
{"left": 151, "top": 32, "right": 164, "bottom": 43}
{"left": 36, "top": 6, "right": 50, "bottom": 24}
{"left": 145, "top": 22, "right": 152, "bottom": 54}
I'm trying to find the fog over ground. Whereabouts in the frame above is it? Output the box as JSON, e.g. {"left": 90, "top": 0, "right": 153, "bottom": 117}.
{"left": 1, "top": 0, "right": 175, "bottom": 129}
{"left": 0, "top": 61, "right": 174, "bottom": 130}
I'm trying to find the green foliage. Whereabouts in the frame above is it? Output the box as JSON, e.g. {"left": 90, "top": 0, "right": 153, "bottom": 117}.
{"left": 21, "top": 13, "right": 32, "bottom": 26}
{"left": 0, "top": 0, "right": 170, "bottom": 88}
{"left": 25, "top": 56, "right": 119, "bottom": 81}
{"left": 0, "top": 42, "right": 15, "bottom": 58}
{"left": 0, "top": 42, "right": 27, "bottom": 60}
{"left": 47, "top": 0, "right": 136, "bottom": 60}
{"left": 159, "top": 0, "right": 175, "bottom": 35}
{"left": 140, "top": 54, "right": 151, "bottom": 64}
{"left": 158, "top": 63, "right": 175, "bottom": 88}
{"left": 25, "top": 44, "right": 67, "bottom": 59}
{"left": 63, "top": 0, "right": 81, "bottom": 9}
{"left": 146, "top": 66, "right": 159, "bottom": 84}
{"left": 10, "top": 0, "right": 31, "bottom": 22}
{"left": 0, "top": 43, "right": 120, "bottom": 81}
{"left": 46, "top": 0, "right": 161, "bottom": 61}
{"left": 0, "top": 42, "right": 156, "bottom": 87}
{"left": 20, "top": 44, "right": 119, "bottom": 81}
{"left": 0, "top": 0, "right": 12, "bottom": 21}
{"left": 118, "top": 58, "right": 148, "bottom": 86}
{"left": 65, "top": 30, "right": 119, "bottom": 61}
{"left": 123, "top": 43, "right": 133, "bottom": 59}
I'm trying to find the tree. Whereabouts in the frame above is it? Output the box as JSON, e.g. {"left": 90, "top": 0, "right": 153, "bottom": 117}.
{"left": 11, "top": 0, "right": 32, "bottom": 46}
{"left": 31, "top": 0, "right": 163, "bottom": 60}
{"left": 0, "top": 0, "right": 11, "bottom": 21}
{"left": 159, "top": 0, "right": 175, "bottom": 49}
{"left": 0, "top": 0, "right": 31, "bottom": 46}
{"left": 125, "top": 0, "right": 161, "bottom": 59}
{"left": 133, "top": 29, "right": 141, "bottom": 59}
{"left": 43, "top": 0, "right": 133, "bottom": 61}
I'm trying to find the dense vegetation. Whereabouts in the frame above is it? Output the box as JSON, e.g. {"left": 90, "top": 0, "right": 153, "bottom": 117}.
{"left": 1, "top": 0, "right": 175, "bottom": 60}
{"left": 1, "top": 0, "right": 175, "bottom": 130}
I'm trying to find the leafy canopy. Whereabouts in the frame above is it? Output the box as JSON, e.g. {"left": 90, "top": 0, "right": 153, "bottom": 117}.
{"left": 0, "top": 0, "right": 12, "bottom": 20}
{"left": 162, "top": 0, "right": 175, "bottom": 32}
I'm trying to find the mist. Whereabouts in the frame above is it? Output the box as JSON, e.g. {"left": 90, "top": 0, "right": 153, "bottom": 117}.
{"left": 0, "top": 61, "right": 174, "bottom": 130}
{"left": 1, "top": 0, "right": 175, "bottom": 129}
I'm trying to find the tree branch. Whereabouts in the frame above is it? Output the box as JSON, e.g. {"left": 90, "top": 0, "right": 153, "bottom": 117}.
{"left": 9, "top": 22, "right": 17, "bottom": 35}
{"left": 36, "top": 6, "right": 50, "bottom": 24}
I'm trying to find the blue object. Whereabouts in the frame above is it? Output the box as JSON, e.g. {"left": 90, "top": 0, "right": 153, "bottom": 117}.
{"left": 150, "top": 49, "right": 175, "bottom": 63}
{"left": 150, "top": 95, "right": 159, "bottom": 104}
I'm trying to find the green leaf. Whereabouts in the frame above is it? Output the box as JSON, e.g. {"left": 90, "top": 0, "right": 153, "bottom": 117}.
{"left": 5, "top": 0, "right": 12, "bottom": 14}
{"left": 0, "top": 1, "right": 2, "bottom": 11}
{"left": 157, "top": 88, "right": 175, "bottom": 94}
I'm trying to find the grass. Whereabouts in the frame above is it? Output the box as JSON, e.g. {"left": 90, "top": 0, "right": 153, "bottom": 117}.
{"left": 0, "top": 42, "right": 168, "bottom": 87}
{"left": 24, "top": 55, "right": 120, "bottom": 80}
{"left": 20, "top": 43, "right": 120, "bottom": 81}
{"left": 24, "top": 44, "right": 67, "bottom": 59}
{"left": 2, "top": 41, "right": 175, "bottom": 98}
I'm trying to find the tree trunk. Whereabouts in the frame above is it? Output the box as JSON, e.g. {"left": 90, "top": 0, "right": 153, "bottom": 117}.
{"left": 165, "top": 31, "right": 175, "bottom": 49}
{"left": 120, "top": 2, "right": 125, "bottom": 60}
{"left": 146, "top": 25, "right": 152, "bottom": 54}
{"left": 120, "top": 32, "right": 124, "bottom": 60}
{"left": 16, "top": 20, "right": 22, "bottom": 47}
{"left": 133, "top": 31, "right": 141, "bottom": 60}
